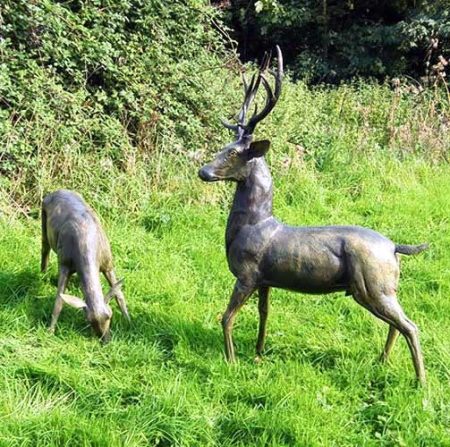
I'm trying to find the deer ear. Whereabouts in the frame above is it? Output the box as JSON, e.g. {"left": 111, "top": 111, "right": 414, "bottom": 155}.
{"left": 104, "top": 279, "right": 124, "bottom": 303}
{"left": 246, "top": 140, "right": 271, "bottom": 159}
{"left": 61, "top": 294, "right": 86, "bottom": 309}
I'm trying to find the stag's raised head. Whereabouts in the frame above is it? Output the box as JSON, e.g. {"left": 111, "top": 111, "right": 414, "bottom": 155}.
{"left": 199, "top": 46, "right": 283, "bottom": 182}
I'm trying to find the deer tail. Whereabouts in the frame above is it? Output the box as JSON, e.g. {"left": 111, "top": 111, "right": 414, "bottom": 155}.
{"left": 395, "top": 243, "right": 429, "bottom": 255}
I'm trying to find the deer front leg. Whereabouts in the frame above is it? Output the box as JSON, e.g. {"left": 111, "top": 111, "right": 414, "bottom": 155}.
{"left": 222, "top": 280, "right": 255, "bottom": 363}
{"left": 103, "top": 269, "right": 130, "bottom": 321}
{"left": 49, "top": 266, "right": 70, "bottom": 333}
{"left": 255, "top": 286, "right": 270, "bottom": 361}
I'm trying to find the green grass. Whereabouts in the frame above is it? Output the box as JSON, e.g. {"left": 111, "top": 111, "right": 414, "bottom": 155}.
{"left": 1, "top": 152, "right": 450, "bottom": 446}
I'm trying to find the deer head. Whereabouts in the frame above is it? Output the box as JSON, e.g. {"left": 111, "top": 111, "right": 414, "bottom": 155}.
{"left": 60, "top": 279, "right": 125, "bottom": 343}
{"left": 199, "top": 46, "right": 283, "bottom": 182}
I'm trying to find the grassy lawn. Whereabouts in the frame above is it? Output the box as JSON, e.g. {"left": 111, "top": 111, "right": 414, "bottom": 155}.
{"left": 1, "top": 155, "right": 449, "bottom": 446}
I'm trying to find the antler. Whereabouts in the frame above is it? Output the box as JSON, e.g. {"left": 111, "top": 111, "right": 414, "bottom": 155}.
{"left": 220, "top": 72, "right": 259, "bottom": 135}
{"left": 221, "top": 46, "right": 283, "bottom": 137}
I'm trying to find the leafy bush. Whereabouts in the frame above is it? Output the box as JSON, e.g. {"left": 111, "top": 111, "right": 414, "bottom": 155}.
{"left": 222, "top": 0, "right": 450, "bottom": 82}
{"left": 0, "top": 0, "right": 237, "bottom": 186}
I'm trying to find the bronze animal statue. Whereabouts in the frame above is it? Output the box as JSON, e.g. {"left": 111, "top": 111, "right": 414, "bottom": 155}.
{"left": 41, "top": 189, "right": 130, "bottom": 342}
{"left": 198, "top": 47, "right": 428, "bottom": 385}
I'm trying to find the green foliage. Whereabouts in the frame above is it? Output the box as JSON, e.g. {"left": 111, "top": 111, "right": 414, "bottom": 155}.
{"left": 225, "top": 0, "right": 450, "bottom": 82}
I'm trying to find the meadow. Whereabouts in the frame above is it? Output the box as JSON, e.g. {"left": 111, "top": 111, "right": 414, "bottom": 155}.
{"left": 1, "top": 77, "right": 450, "bottom": 446}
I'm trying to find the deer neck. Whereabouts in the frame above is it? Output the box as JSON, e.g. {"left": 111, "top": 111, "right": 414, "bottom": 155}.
{"left": 226, "top": 157, "right": 273, "bottom": 250}
{"left": 78, "top": 260, "right": 107, "bottom": 315}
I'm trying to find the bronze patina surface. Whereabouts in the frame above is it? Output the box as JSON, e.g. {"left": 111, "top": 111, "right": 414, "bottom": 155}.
{"left": 199, "top": 47, "right": 428, "bottom": 385}
{"left": 41, "top": 189, "right": 130, "bottom": 342}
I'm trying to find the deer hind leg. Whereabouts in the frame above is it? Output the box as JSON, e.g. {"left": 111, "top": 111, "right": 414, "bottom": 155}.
{"left": 41, "top": 208, "right": 51, "bottom": 273}
{"left": 380, "top": 325, "right": 400, "bottom": 363}
{"left": 350, "top": 256, "right": 425, "bottom": 385}
{"left": 222, "top": 280, "right": 256, "bottom": 363}
{"left": 255, "top": 286, "right": 270, "bottom": 360}
{"left": 371, "top": 294, "right": 425, "bottom": 385}
{"left": 353, "top": 283, "right": 425, "bottom": 384}
{"left": 49, "top": 266, "right": 70, "bottom": 333}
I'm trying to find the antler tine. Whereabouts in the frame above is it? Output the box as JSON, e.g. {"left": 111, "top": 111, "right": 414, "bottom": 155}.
{"left": 260, "top": 49, "right": 272, "bottom": 72}
{"left": 259, "top": 74, "right": 275, "bottom": 105}
{"left": 244, "top": 73, "right": 257, "bottom": 104}
{"left": 220, "top": 118, "right": 240, "bottom": 132}
{"left": 245, "top": 45, "right": 283, "bottom": 133}
{"left": 271, "top": 44, "right": 283, "bottom": 96}
{"left": 221, "top": 72, "right": 256, "bottom": 135}
{"left": 242, "top": 73, "right": 249, "bottom": 94}
{"left": 242, "top": 50, "right": 271, "bottom": 124}
{"left": 238, "top": 72, "right": 259, "bottom": 126}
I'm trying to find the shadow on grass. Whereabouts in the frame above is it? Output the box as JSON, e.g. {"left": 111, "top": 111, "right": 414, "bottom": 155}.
{"left": 0, "top": 269, "right": 53, "bottom": 326}
{"left": 0, "top": 268, "right": 42, "bottom": 307}
{"left": 0, "top": 268, "right": 90, "bottom": 333}
{"left": 253, "top": 337, "right": 345, "bottom": 372}
{"left": 113, "top": 304, "right": 354, "bottom": 376}
{"left": 115, "top": 306, "right": 223, "bottom": 361}
{"left": 0, "top": 269, "right": 383, "bottom": 379}
{"left": 0, "top": 268, "right": 213, "bottom": 348}
{"left": 217, "top": 416, "right": 297, "bottom": 447}
{"left": 14, "top": 363, "right": 75, "bottom": 395}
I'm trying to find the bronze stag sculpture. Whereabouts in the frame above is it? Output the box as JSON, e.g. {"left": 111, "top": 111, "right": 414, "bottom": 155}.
{"left": 42, "top": 189, "right": 130, "bottom": 342}
{"left": 198, "top": 47, "right": 428, "bottom": 385}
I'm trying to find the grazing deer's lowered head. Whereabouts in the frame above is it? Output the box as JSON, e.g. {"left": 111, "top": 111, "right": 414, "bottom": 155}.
{"left": 60, "top": 278, "right": 124, "bottom": 342}
{"left": 199, "top": 47, "right": 429, "bottom": 386}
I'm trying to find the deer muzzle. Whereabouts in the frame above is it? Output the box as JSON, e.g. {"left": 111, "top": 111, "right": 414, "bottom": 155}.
{"left": 198, "top": 166, "right": 219, "bottom": 182}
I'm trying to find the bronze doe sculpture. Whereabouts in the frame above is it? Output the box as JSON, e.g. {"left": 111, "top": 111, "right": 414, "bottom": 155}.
{"left": 198, "top": 47, "right": 428, "bottom": 384}
{"left": 41, "top": 189, "right": 130, "bottom": 342}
